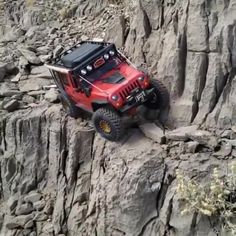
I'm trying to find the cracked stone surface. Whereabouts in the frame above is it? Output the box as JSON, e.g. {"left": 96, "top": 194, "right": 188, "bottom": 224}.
{"left": 125, "top": 0, "right": 236, "bottom": 128}
{"left": 0, "top": 105, "right": 234, "bottom": 236}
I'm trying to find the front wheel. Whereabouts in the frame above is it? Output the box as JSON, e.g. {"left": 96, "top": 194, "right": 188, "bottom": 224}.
{"left": 92, "top": 108, "right": 124, "bottom": 141}
{"left": 144, "top": 79, "right": 169, "bottom": 110}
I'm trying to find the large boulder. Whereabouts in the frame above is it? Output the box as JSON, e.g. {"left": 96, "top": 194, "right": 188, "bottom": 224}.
{"left": 0, "top": 82, "right": 21, "bottom": 97}
{"left": 15, "top": 203, "right": 34, "bottom": 216}
{"left": 0, "top": 63, "right": 18, "bottom": 82}
{"left": 5, "top": 214, "right": 34, "bottom": 229}
{"left": 44, "top": 88, "right": 59, "bottom": 103}
{"left": 18, "top": 46, "right": 41, "bottom": 65}
{"left": 139, "top": 122, "right": 165, "bottom": 143}
{"left": 165, "top": 125, "right": 198, "bottom": 141}
{"left": 7, "top": 195, "right": 19, "bottom": 213}
{"left": 24, "top": 192, "right": 42, "bottom": 204}
{"left": 3, "top": 99, "right": 19, "bottom": 112}
{"left": 106, "top": 15, "right": 125, "bottom": 48}
{"left": 188, "top": 130, "right": 218, "bottom": 150}
{"left": 18, "top": 78, "right": 52, "bottom": 92}
{"left": 30, "top": 66, "right": 51, "bottom": 79}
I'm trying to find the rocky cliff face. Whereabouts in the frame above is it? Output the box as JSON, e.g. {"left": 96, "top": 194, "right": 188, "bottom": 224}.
{"left": 125, "top": 0, "right": 236, "bottom": 128}
{"left": 1, "top": 105, "right": 234, "bottom": 236}
{"left": 0, "top": 0, "right": 236, "bottom": 236}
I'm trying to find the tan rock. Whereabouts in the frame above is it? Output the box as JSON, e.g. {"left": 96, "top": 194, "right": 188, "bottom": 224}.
{"left": 165, "top": 125, "right": 198, "bottom": 141}
{"left": 139, "top": 123, "right": 165, "bottom": 143}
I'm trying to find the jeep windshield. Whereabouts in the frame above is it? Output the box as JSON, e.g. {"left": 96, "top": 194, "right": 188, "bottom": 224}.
{"left": 82, "top": 58, "right": 122, "bottom": 82}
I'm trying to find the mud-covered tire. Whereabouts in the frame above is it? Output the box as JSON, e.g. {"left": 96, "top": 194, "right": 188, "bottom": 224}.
{"left": 145, "top": 79, "right": 169, "bottom": 110}
{"left": 60, "top": 94, "right": 81, "bottom": 119}
{"left": 92, "top": 108, "right": 124, "bottom": 141}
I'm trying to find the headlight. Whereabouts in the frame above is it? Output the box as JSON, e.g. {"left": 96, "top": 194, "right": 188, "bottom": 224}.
{"left": 109, "top": 50, "right": 115, "bottom": 56}
{"left": 86, "top": 65, "right": 92, "bottom": 71}
{"left": 138, "top": 76, "right": 145, "bottom": 81}
{"left": 111, "top": 95, "right": 119, "bottom": 101}
{"left": 104, "top": 54, "right": 109, "bottom": 60}
{"left": 81, "top": 69, "right": 87, "bottom": 75}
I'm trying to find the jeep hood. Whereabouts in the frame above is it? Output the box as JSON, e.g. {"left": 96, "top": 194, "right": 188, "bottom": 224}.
{"left": 93, "top": 63, "right": 142, "bottom": 94}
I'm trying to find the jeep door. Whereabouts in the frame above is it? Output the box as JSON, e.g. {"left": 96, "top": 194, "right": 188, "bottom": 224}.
{"left": 69, "top": 74, "right": 93, "bottom": 112}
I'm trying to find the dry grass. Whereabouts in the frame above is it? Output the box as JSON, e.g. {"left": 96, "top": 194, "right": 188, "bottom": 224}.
{"left": 176, "top": 163, "right": 236, "bottom": 234}
{"left": 25, "top": 0, "right": 36, "bottom": 7}
{"left": 58, "top": 8, "right": 68, "bottom": 20}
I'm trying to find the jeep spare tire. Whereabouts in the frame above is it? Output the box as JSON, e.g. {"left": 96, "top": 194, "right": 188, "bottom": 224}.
{"left": 145, "top": 79, "right": 169, "bottom": 110}
{"left": 92, "top": 108, "right": 124, "bottom": 141}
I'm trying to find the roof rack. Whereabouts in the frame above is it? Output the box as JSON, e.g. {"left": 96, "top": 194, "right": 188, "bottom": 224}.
{"left": 50, "top": 41, "right": 112, "bottom": 66}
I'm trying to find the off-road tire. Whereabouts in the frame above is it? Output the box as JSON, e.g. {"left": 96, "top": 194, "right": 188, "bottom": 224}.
{"left": 92, "top": 108, "right": 124, "bottom": 141}
{"left": 60, "top": 95, "right": 81, "bottom": 119}
{"left": 145, "top": 79, "right": 169, "bottom": 110}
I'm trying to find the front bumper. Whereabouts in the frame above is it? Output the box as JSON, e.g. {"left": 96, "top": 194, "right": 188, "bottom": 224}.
{"left": 119, "top": 87, "right": 155, "bottom": 113}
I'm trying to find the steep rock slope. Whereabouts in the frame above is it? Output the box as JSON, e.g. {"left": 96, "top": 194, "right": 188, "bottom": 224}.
{"left": 0, "top": 105, "right": 232, "bottom": 236}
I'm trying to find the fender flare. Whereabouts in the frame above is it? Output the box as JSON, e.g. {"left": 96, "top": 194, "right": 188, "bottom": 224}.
{"left": 92, "top": 100, "right": 109, "bottom": 111}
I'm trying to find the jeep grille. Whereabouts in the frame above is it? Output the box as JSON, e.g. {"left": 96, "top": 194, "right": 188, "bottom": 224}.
{"left": 119, "top": 80, "right": 140, "bottom": 100}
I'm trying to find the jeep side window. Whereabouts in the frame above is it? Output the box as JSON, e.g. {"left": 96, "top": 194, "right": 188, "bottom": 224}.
{"left": 52, "top": 71, "right": 62, "bottom": 88}
{"left": 72, "top": 74, "right": 80, "bottom": 89}
{"left": 59, "top": 73, "right": 69, "bottom": 86}
{"left": 52, "top": 71, "right": 69, "bottom": 87}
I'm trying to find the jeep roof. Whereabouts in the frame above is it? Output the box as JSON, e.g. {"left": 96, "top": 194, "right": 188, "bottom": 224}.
{"left": 51, "top": 41, "right": 118, "bottom": 74}
{"left": 61, "top": 43, "right": 103, "bottom": 68}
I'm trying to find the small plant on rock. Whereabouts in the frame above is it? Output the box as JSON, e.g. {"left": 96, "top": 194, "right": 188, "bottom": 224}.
{"left": 59, "top": 8, "right": 68, "bottom": 20}
{"left": 176, "top": 162, "right": 236, "bottom": 234}
{"left": 26, "top": 0, "right": 35, "bottom": 7}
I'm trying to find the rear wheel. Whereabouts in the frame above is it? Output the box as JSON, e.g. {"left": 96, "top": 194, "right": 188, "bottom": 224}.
{"left": 60, "top": 95, "right": 81, "bottom": 119}
{"left": 92, "top": 108, "right": 124, "bottom": 141}
{"left": 145, "top": 79, "right": 169, "bottom": 110}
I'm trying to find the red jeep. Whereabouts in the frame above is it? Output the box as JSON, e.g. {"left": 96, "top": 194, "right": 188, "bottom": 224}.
{"left": 46, "top": 41, "right": 169, "bottom": 141}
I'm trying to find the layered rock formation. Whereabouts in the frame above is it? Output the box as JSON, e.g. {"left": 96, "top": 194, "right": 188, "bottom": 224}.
{"left": 1, "top": 105, "right": 235, "bottom": 236}
{"left": 125, "top": 0, "right": 236, "bottom": 128}
{"left": 0, "top": 0, "right": 236, "bottom": 236}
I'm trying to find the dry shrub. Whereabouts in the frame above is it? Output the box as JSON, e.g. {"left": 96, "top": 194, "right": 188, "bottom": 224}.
{"left": 26, "top": 0, "right": 35, "bottom": 7}
{"left": 176, "top": 162, "right": 236, "bottom": 234}
{"left": 58, "top": 8, "right": 68, "bottom": 20}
